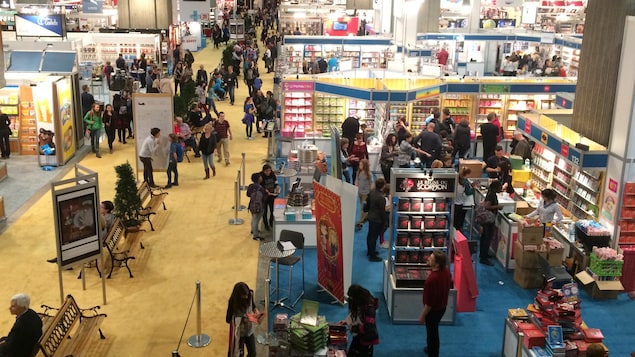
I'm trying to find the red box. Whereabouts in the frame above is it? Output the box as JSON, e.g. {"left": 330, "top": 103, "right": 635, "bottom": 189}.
{"left": 396, "top": 251, "right": 408, "bottom": 263}
{"left": 408, "top": 252, "right": 420, "bottom": 263}
{"left": 409, "top": 235, "right": 422, "bottom": 247}
{"left": 522, "top": 329, "right": 546, "bottom": 349}
{"left": 411, "top": 216, "right": 423, "bottom": 229}
{"left": 624, "top": 182, "right": 635, "bottom": 193}
{"left": 424, "top": 217, "right": 436, "bottom": 229}
{"left": 398, "top": 198, "right": 410, "bottom": 211}
{"left": 435, "top": 198, "right": 448, "bottom": 212}
{"left": 410, "top": 198, "right": 422, "bottom": 212}
{"left": 434, "top": 235, "right": 445, "bottom": 247}
{"left": 396, "top": 233, "right": 409, "bottom": 246}
{"left": 423, "top": 199, "right": 434, "bottom": 212}
{"left": 422, "top": 235, "right": 433, "bottom": 247}
{"left": 398, "top": 215, "right": 410, "bottom": 229}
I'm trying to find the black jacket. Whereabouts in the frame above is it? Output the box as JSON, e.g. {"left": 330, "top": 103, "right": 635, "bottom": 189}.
{"left": 1, "top": 309, "right": 42, "bottom": 357}
{"left": 366, "top": 188, "right": 387, "bottom": 224}
{"left": 198, "top": 133, "right": 217, "bottom": 155}
{"left": 453, "top": 122, "right": 471, "bottom": 151}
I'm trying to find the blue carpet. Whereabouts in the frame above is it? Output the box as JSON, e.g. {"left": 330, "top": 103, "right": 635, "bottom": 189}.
{"left": 270, "top": 223, "right": 635, "bottom": 356}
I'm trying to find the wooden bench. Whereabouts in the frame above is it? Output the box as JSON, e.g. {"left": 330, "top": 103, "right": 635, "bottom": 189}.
{"left": 103, "top": 218, "right": 136, "bottom": 278}
{"left": 136, "top": 182, "right": 168, "bottom": 231}
{"left": 37, "top": 295, "right": 106, "bottom": 357}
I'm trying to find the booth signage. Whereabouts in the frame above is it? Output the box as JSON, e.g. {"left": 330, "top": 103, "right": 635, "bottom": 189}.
{"left": 416, "top": 87, "right": 441, "bottom": 99}
{"left": 283, "top": 81, "right": 314, "bottom": 91}
{"left": 395, "top": 177, "right": 456, "bottom": 193}
{"left": 15, "top": 14, "right": 65, "bottom": 37}
{"left": 82, "top": 0, "right": 103, "bottom": 13}
{"left": 561, "top": 143, "right": 569, "bottom": 158}
{"left": 479, "top": 84, "right": 510, "bottom": 93}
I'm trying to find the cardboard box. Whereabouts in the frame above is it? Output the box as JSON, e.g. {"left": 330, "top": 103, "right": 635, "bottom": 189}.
{"left": 515, "top": 201, "right": 534, "bottom": 216}
{"left": 514, "top": 240, "right": 546, "bottom": 269}
{"left": 514, "top": 266, "right": 543, "bottom": 289}
{"left": 458, "top": 160, "right": 483, "bottom": 178}
{"left": 576, "top": 271, "right": 624, "bottom": 300}
{"left": 547, "top": 247, "right": 565, "bottom": 267}
{"left": 521, "top": 226, "right": 544, "bottom": 245}
{"left": 511, "top": 168, "right": 532, "bottom": 183}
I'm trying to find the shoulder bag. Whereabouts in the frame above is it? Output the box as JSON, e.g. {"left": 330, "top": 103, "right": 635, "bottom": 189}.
{"left": 474, "top": 202, "right": 496, "bottom": 224}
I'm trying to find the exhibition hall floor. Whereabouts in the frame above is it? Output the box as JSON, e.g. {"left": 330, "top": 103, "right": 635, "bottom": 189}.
{"left": 0, "top": 43, "right": 271, "bottom": 356}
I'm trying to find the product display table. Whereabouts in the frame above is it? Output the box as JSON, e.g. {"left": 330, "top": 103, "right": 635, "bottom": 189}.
{"left": 273, "top": 201, "right": 317, "bottom": 247}
{"left": 277, "top": 168, "right": 298, "bottom": 198}
{"left": 260, "top": 241, "right": 296, "bottom": 311}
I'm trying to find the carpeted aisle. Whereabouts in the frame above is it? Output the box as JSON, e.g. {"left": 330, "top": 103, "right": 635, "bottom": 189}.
{"left": 0, "top": 39, "right": 273, "bottom": 356}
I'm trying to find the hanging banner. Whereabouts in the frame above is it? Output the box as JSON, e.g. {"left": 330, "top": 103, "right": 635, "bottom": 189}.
{"left": 82, "top": 0, "right": 104, "bottom": 14}
{"left": 314, "top": 181, "right": 345, "bottom": 303}
{"left": 55, "top": 77, "right": 76, "bottom": 164}
{"left": 15, "top": 14, "right": 66, "bottom": 38}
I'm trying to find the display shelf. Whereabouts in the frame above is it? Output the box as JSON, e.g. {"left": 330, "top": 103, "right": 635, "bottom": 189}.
{"left": 387, "top": 169, "right": 456, "bottom": 293}
{"left": 0, "top": 88, "right": 20, "bottom": 154}
{"left": 314, "top": 94, "right": 345, "bottom": 137}
{"left": 389, "top": 103, "right": 409, "bottom": 125}
{"left": 411, "top": 98, "right": 440, "bottom": 132}
{"left": 442, "top": 94, "right": 472, "bottom": 129}
{"left": 348, "top": 99, "right": 376, "bottom": 128}
{"left": 283, "top": 90, "right": 314, "bottom": 137}
{"left": 342, "top": 45, "right": 361, "bottom": 68}
{"left": 531, "top": 144, "right": 554, "bottom": 191}
{"left": 303, "top": 44, "right": 323, "bottom": 59}
{"left": 619, "top": 183, "right": 635, "bottom": 245}
{"left": 476, "top": 94, "right": 504, "bottom": 125}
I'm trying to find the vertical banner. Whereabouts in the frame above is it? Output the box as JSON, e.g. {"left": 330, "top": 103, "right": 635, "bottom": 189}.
{"left": 132, "top": 93, "right": 174, "bottom": 173}
{"left": 33, "top": 82, "right": 58, "bottom": 166}
{"left": 314, "top": 181, "right": 345, "bottom": 303}
{"left": 55, "top": 77, "right": 76, "bottom": 164}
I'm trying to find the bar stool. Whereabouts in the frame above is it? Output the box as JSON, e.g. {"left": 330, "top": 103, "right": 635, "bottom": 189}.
{"left": 272, "top": 230, "right": 305, "bottom": 309}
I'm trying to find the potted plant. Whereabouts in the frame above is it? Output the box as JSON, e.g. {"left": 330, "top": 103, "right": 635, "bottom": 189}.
{"left": 173, "top": 79, "right": 197, "bottom": 118}
{"left": 113, "top": 162, "right": 142, "bottom": 228}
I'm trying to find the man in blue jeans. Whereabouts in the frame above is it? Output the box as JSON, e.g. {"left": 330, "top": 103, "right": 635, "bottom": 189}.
{"left": 365, "top": 178, "right": 388, "bottom": 262}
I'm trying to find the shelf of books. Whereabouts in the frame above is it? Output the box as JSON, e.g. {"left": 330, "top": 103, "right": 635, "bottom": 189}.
{"left": 314, "top": 94, "right": 345, "bottom": 137}
{"left": 442, "top": 94, "right": 472, "bottom": 129}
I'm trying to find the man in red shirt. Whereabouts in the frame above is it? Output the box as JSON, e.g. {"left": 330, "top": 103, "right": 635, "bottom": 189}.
{"left": 419, "top": 250, "right": 451, "bottom": 357}
{"left": 213, "top": 112, "right": 233, "bottom": 165}
{"left": 437, "top": 48, "right": 449, "bottom": 66}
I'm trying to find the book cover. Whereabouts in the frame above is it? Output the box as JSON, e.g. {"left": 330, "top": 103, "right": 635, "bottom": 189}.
{"left": 548, "top": 325, "right": 564, "bottom": 346}
{"left": 300, "top": 300, "right": 320, "bottom": 326}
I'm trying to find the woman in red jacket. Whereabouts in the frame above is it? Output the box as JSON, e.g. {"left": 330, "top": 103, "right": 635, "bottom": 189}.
{"left": 348, "top": 131, "right": 369, "bottom": 184}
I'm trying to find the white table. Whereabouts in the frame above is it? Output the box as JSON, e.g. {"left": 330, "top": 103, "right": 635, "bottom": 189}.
{"left": 260, "top": 241, "right": 295, "bottom": 311}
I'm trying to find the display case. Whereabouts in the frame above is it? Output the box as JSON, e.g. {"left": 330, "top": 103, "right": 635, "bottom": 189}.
{"left": 551, "top": 156, "right": 575, "bottom": 209}
{"left": 571, "top": 169, "right": 603, "bottom": 219}
{"left": 314, "top": 94, "right": 345, "bottom": 137}
{"left": 384, "top": 168, "right": 456, "bottom": 323}
{"left": 476, "top": 94, "right": 504, "bottom": 127}
{"left": 531, "top": 143, "right": 555, "bottom": 191}
{"left": 229, "top": 19, "right": 245, "bottom": 41}
{"left": 347, "top": 99, "right": 375, "bottom": 129}
{"left": 389, "top": 103, "right": 409, "bottom": 126}
{"left": 282, "top": 82, "right": 315, "bottom": 138}
{"left": 618, "top": 183, "right": 635, "bottom": 245}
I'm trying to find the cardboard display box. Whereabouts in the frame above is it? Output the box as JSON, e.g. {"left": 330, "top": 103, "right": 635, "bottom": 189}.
{"left": 576, "top": 271, "right": 624, "bottom": 300}
{"left": 459, "top": 160, "right": 483, "bottom": 178}
{"left": 514, "top": 266, "right": 543, "bottom": 289}
{"left": 547, "top": 246, "right": 565, "bottom": 267}
{"left": 520, "top": 225, "right": 544, "bottom": 245}
{"left": 515, "top": 201, "right": 535, "bottom": 216}
{"left": 514, "top": 240, "right": 546, "bottom": 269}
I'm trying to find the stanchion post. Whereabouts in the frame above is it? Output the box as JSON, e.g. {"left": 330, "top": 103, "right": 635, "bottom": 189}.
{"left": 240, "top": 152, "right": 247, "bottom": 190}
{"left": 232, "top": 171, "right": 246, "bottom": 211}
{"left": 188, "top": 281, "right": 211, "bottom": 348}
{"left": 229, "top": 180, "right": 244, "bottom": 225}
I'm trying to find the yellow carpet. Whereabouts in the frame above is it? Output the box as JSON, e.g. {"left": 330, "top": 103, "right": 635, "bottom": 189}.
{"left": 0, "top": 41, "right": 273, "bottom": 356}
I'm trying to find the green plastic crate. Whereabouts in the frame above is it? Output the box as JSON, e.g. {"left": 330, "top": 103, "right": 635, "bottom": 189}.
{"left": 589, "top": 253, "right": 624, "bottom": 277}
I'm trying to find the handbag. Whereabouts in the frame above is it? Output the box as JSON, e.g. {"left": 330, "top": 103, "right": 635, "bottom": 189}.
{"left": 474, "top": 202, "right": 496, "bottom": 224}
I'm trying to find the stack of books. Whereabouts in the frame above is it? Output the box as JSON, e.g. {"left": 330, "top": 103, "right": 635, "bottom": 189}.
{"left": 289, "top": 313, "right": 329, "bottom": 353}
{"left": 545, "top": 325, "right": 565, "bottom": 357}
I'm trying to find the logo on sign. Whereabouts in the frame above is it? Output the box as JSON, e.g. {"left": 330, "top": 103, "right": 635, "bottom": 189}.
{"left": 544, "top": 85, "right": 551, "bottom": 92}
{"left": 541, "top": 132, "right": 548, "bottom": 144}
{"left": 561, "top": 143, "right": 569, "bottom": 158}
{"left": 608, "top": 178, "right": 618, "bottom": 193}
{"left": 524, "top": 119, "right": 531, "bottom": 133}
{"left": 395, "top": 177, "right": 455, "bottom": 193}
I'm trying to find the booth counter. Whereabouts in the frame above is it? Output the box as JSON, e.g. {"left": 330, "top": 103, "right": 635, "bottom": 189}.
{"left": 273, "top": 199, "right": 317, "bottom": 247}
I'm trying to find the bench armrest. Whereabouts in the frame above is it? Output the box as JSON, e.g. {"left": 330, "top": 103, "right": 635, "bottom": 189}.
{"left": 40, "top": 304, "right": 60, "bottom": 315}
{"left": 79, "top": 305, "right": 103, "bottom": 317}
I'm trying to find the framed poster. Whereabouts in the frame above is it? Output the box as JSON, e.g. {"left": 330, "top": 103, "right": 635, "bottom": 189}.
{"left": 54, "top": 185, "right": 100, "bottom": 267}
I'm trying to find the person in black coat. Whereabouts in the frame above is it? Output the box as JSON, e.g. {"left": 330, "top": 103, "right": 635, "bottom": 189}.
{"left": 0, "top": 294, "right": 43, "bottom": 357}
{"left": 480, "top": 112, "right": 500, "bottom": 162}
{"left": 452, "top": 118, "right": 471, "bottom": 161}
{"left": 341, "top": 116, "right": 360, "bottom": 147}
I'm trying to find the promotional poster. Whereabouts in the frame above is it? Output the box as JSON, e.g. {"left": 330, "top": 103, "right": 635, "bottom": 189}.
{"left": 314, "top": 182, "right": 345, "bottom": 303}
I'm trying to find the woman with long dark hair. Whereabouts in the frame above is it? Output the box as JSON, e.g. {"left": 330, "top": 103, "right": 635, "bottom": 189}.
{"left": 226, "top": 282, "right": 262, "bottom": 357}
{"left": 102, "top": 104, "right": 116, "bottom": 154}
{"left": 379, "top": 133, "right": 398, "bottom": 182}
{"left": 480, "top": 180, "right": 502, "bottom": 266}
{"left": 345, "top": 284, "right": 379, "bottom": 356}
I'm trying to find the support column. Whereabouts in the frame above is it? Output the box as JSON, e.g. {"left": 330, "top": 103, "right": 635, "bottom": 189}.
{"left": 570, "top": 0, "right": 635, "bottom": 146}
{"left": 118, "top": 0, "right": 173, "bottom": 29}
{"left": 417, "top": 0, "right": 441, "bottom": 34}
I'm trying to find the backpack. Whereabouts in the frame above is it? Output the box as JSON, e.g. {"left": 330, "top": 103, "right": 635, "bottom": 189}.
{"left": 250, "top": 187, "right": 264, "bottom": 213}
{"left": 246, "top": 68, "right": 255, "bottom": 81}
{"left": 176, "top": 144, "right": 184, "bottom": 163}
